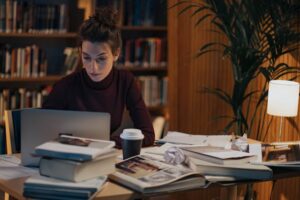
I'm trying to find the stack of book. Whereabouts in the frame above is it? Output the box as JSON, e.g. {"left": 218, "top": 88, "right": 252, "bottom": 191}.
{"left": 23, "top": 135, "right": 117, "bottom": 199}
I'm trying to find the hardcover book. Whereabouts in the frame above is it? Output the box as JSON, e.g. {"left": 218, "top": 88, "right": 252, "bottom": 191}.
{"left": 23, "top": 175, "right": 106, "bottom": 200}
{"left": 35, "top": 135, "right": 115, "bottom": 161}
{"left": 39, "top": 152, "right": 117, "bottom": 182}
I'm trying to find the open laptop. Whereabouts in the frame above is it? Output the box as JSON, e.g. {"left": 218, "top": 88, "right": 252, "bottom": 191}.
{"left": 21, "top": 109, "right": 110, "bottom": 166}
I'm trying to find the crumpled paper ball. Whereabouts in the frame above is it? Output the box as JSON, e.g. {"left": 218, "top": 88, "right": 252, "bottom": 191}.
{"left": 231, "top": 133, "right": 248, "bottom": 152}
{"left": 163, "top": 146, "right": 197, "bottom": 170}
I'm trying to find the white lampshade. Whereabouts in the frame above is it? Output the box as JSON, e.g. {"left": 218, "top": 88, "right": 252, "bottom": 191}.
{"left": 267, "top": 80, "right": 300, "bottom": 117}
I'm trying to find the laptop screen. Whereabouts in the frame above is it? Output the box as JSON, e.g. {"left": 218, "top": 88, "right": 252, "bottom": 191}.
{"left": 21, "top": 109, "right": 110, "bottom": 166}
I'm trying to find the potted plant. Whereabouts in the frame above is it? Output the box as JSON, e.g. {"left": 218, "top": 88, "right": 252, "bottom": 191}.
{"left": 175, "top": 0, "right": 300, "bottom": 137}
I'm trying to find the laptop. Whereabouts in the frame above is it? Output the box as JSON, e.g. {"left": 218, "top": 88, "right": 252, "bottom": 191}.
{"left": 21, "top": 109, "right": 110, "bottom": 166}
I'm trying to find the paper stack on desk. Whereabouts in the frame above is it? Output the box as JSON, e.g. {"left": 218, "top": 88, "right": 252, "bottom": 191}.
{"left": 144, "top": 142, "right": 272, "bottom": 180}
{"left": 157, "top": 131, "right": 232, "bottom": 147}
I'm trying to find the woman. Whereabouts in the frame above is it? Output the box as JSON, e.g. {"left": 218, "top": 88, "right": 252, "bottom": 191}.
{"left": 43, "top": 8, "right": 154, "bottom": 148}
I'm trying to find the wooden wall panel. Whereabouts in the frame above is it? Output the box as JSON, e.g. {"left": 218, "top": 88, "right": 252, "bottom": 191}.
{"left": 168, "top": 0, "right": 300, "bottom": 199}
{"left": 168, "top": 0, "right": 233, "bottom": 134}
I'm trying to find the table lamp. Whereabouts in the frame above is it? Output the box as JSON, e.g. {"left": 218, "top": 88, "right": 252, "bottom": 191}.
{"left": 267, "top": 80, "right": 300, "bottom": 141}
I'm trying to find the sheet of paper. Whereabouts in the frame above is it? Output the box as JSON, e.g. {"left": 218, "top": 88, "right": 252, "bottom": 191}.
{"left": 144, "top": 143, "right": 198, "bottom": 155}
{"left": 158, "top": 132, "right": 232, "bottom": 147}
{"left": 0, "top": 155, "right": 38, "bottom": 180}
{"left": 205, "top": 150, "right": 255, "bottom": 159}
{"left": 158, "top": 131, "right": 208, "bottom": 145}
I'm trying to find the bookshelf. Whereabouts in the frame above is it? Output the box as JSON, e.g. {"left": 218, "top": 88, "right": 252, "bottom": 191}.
{"left": 0, "top": 0, "right": 84, "bottom": 124}
{"left": 0, "top": 0, "right": 168, "bottom": 123}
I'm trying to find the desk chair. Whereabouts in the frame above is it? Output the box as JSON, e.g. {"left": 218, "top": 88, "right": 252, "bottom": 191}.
{"left": 4, "top": 109, "right": 21, "bottom": 155}
{"left": 3, "top": 109, "right": 21, "bottom": 200}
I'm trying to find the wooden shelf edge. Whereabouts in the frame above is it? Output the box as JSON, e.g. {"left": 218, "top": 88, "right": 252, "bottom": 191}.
{"left": 0, "top": 76, "right": 63, "bottom": 88}
{"left": 0, "top": 76, "right": 63, "bottom": 82}
{"left": 0, "top": 32, "right": 77, "bottom": 38}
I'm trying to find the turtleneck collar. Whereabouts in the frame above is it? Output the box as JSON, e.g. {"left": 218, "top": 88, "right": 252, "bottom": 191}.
{"left": 81, "top": 68, "right": 114, "bottom": 90}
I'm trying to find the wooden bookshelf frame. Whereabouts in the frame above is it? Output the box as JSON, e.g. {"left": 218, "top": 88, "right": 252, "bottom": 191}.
{"left": 0, "top": 76, "right": 63, "bottom": 88}
{"left": 0, "top": 33, "right": 78, "bottom": 38}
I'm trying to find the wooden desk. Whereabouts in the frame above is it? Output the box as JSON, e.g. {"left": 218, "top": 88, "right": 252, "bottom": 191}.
{"left": 2, "top": 152, "right": 300, "bottom": 200}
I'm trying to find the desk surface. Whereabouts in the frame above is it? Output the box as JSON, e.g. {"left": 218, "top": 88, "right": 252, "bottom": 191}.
{"left": 2, "top": 153, "right": 300, "bottom": 200}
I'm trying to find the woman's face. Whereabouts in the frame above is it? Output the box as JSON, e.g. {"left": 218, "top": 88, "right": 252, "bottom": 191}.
{"left": 81, "top": 41, "right": 119, "bottom": 82}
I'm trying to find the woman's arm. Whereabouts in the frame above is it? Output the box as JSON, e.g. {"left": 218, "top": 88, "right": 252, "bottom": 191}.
{"left": 118, "top": 76, "right": 155, "bottom": 147}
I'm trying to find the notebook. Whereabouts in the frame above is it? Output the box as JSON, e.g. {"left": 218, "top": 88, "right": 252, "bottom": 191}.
{"left": 20, "top": 109, "right": 110, "bottom": 166}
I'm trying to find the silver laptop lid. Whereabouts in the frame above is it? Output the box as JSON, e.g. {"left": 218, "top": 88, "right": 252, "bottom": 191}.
{"left": 21, "top": 109, "right": 110, "bottom": 166}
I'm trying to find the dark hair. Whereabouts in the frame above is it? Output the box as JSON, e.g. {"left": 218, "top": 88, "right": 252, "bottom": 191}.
{"left": 79, "top": 7, "right": 121, "bottom": 54}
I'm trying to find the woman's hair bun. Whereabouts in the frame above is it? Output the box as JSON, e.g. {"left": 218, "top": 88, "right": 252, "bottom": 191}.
{"left": 91, "top": 7, "right": 118, "bottom": 28}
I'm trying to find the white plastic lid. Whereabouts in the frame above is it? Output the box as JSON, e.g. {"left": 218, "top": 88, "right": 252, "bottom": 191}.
{"left": 120, "top": 129, "right": 144, "bottom": 140}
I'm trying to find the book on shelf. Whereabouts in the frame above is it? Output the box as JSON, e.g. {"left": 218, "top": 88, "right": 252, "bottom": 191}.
{"left": 109, "top": 155, "right": 206, "bottom": 194}
{"left": 23, "top": 174, "right": 106, "bottom": 200}
{"left": 122, "top": 38, "right": 167, "bottom": 68}
{"left": 0, "top": 44, "right": 47, "bottom": 78}
{"left": 252, "top": 142, "right": 300, "bottom": 167}
{"left": 39, "top": 152, "right": 117, "bottom": 182}
{"left": 124, "top": 0, "right": 166, "bottom": 26}
{"left": 0, "top": 0, "right": 69, "bottom": 33}
{"left": 180, "top": 146, "right": 256, "bottom": 165}
{"left": 35, "top": 135, "right": 116, "bottom": 161}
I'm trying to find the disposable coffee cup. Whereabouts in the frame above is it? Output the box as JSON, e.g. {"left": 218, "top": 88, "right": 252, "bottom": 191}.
{"left": 120, "top": 129, "right": 144, "bottom": 160}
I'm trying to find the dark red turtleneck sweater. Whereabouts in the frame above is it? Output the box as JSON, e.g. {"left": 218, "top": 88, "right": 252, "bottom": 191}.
{"left": 42, "top": 68, "right": 154, "bottom": 147}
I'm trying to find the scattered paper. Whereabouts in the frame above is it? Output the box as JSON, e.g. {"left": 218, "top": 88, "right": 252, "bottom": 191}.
{"left": 158, "top": 132, "right": 231, "bottom": 147}
{"left": 0, "top": 155, "right": 38, "bottom": 180}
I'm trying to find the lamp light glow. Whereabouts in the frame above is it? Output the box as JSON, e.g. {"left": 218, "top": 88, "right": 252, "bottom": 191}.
{"left": 267, "top": 80, "right": 299, "bottom": 141}
{"left": 267, "top": 80, "right": 299, "bottom": 117}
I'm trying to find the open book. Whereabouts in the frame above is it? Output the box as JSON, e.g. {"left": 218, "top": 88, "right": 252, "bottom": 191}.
{"left": 109, "top": 155, "right": 206, "bottom": 194}
{"left": 35, "top": 135, "right": 115, "bottom": 161}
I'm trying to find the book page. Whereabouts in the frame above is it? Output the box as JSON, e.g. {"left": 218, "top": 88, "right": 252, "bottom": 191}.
{"left": 114, "top": 155, "right": 199, "bottom": 188}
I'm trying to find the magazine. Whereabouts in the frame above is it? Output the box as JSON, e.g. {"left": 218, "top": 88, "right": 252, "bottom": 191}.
{"left": 253, "top": 142, "right": 300, "bottom": 167}
{"left": 109, "top": 155, "right": 206, "bottom": 194}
